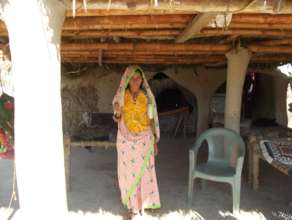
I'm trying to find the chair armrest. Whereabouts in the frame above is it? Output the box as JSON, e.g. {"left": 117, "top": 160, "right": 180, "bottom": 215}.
{"left": 189, "top": 148, "right": 198, "bottom": 182}
{"left": 190, "top": 134, "right": 207, "bottom": 154}
{"left": 189, "top": 148, "right": 196, "bottom": 171}
{"left": 189, "top": 135, "right": 206, "bottom": 171}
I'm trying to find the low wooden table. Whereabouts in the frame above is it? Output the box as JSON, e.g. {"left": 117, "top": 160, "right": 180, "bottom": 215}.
{"left": 247, "top": 134, "right": 292, "bottom": 190}
{"left": 64, "top": 136, "right": 116, "bottom": 191}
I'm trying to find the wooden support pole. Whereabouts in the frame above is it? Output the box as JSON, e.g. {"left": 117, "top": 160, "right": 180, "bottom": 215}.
{"left": 176, "top": 13, "right": 216, "bottom": 43}
{"left": 224, "top": 47, "right": 251, "bottom": 132}
{"left": 274, "top": 74, "right": 290, "bottom": 126}
{"left": 3, "top": 0, "right": 67, "bottom": 218}
{"left": 224, "top": 47, "right": 251, "bottom": 167}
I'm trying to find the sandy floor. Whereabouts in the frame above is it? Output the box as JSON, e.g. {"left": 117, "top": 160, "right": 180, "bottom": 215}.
{"left": 1, "top": 137, "right": 292, "bottom": 220}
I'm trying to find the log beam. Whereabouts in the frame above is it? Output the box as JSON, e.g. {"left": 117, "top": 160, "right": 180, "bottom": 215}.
{"left": 62, "top": 29, "right": 181, "bottom": 38}
{"left": 63, "top": 15, "right": 191, "bottom": 30}
{"left": 232, "top": 14, "right": 292, "bottom": 24}
{"left": 61, "top": 42, "right": 232, "bottom": 52}
{"left": 67, "top": 0, "right": 292, "bottom": 14}
{"left": 229, "top": 22, "right": 292, "bottom": 30}
{"left": 199, "top": 29, "right": 292, "bottom": 37}
{"left": 61, "top": 42, "right": 292, "bottom": 54}
{"left": 260, "top": 38, "right": 292, "bottom": 46}
{"left": 61, "top": 55, "right": 291, "bottom": 64}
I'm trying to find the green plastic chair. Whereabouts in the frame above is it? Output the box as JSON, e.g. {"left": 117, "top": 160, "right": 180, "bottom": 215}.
{"left": 188, "top": 128, "right": 246, "bottom": 214}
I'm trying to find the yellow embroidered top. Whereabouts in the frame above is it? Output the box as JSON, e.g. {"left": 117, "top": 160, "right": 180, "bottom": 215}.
{"left": 123, "top": 89, "right": 150, "bottom": 133}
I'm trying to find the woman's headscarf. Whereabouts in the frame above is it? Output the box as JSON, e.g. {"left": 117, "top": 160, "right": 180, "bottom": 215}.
{"left": 113, "top": 65, "right": 160, "bottom": 142}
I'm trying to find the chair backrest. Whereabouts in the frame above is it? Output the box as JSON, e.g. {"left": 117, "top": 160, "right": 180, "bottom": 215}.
{"left": 196, "top": 128, "right": 245, "bottom": 164}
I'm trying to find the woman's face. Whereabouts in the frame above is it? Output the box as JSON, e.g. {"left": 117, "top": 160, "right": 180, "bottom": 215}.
{"left": 129, "top": 73, "right": 142, "bottom": 93}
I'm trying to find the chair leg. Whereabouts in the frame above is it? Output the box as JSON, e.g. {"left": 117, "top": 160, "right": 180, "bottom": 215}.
{"left": 188, "top": 176, "right": 195, "bottom": 205}
{"left": 232, "top": 180, "right": 241, "bottom": 214}
{"left": 201, "top": 179, "right": 207, "bottom": 190}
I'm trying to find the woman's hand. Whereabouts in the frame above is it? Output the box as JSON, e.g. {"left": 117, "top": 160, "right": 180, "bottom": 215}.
{"left": 113, "top": 114, "right": 121, "bottom": 123}
{"left": 113, "top": 102, "right": 122, "bottom": 122}
{"left": 114, "top": 103, "right": 122, "bottom": 115}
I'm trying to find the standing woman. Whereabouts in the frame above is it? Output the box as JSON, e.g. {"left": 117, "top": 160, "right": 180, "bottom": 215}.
{"left": 112, "top": 65, "right": 160, "bottom": 219}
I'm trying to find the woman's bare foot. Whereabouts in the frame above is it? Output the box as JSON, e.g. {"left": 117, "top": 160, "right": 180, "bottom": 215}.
{"left": 127, "top": 210, "right": 140, "bottom": 220}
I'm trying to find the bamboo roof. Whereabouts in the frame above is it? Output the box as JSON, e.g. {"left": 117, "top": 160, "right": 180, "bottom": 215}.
{"left": 2, "top": 0, "right": 292, "bottom": 66}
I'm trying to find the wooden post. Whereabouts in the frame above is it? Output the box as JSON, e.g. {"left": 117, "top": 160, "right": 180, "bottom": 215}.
{"left": 196, "top": 95, "right": 211, "bottom": 135}
{"left": 3, "top": 0, "right": 67, "bottom": 218}
{"left": 225, "top": 47, "right": 251, "bottom": 166}
{"left": 273, "top": 74, "right": 289, "bottom": 127}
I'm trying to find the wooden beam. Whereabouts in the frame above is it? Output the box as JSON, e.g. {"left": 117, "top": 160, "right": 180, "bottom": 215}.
{"left": 259, "top": 38, "right": 292, "bottom": 46}
{"left": 65, "top": 9, "right": 195, "bottom": 17}
{"left": 3, "top": 26, "right": 292, "bottom": 39}
{"left": 232, "top": 14, "right": 292, "bottom": 24}
{"left": 63, "top": 29, "right": 180, "bottom": 37}
{"left": 61, "top": 52, "right": 291, "bottom": 60}
{"left": 61, "top": 42, "right": 231, "bottom": 52}
{"left": 62, "top": 50, "right": 224, "bottom": 56}
{"left": 61, "top": 55, "right": 292, "bottom": 64}
{"left": 61, "top": 42, "right": 292, "bottom": 54}
{"left": 68, "top": 0, "right": 292, "bottom": 14}
{"left": 62, "top": 54, "right": 225, "bottom": 60}
{"left": 66, "top": 10, "right": 292, "bottom": 22}
{"left": 63, "top": 15, "right": 191, "bottom": 30}
{"left": 62, "top": 57, "right": 225, "bottom": 64}
{"left": 176, "top": 13, "right": 216, "bottom": 43}
{"left": 199, "top": 29, "right": 292, "bottom": 37}
{"left": 248, "top": 45, "right": 292, "bottom": 53}
{"left": 62, "top": 14, "right": 292, "bottom": 31}
{"left": 229, "top": 22, "right": 292, "bottom": 30}
{"left": 62, "top": 29, "right": 180, "bottom": 39}
{"left": 253, "top": 55, "right": 292, "bottom": 63}
{"left": 61, "top": 28, "right": 292, "bottom": 40}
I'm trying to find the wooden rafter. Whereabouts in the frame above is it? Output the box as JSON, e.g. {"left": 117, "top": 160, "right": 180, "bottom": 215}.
{"left": 61, "top": 50, "right": 224, "bottom": 56}
{"left": 61, "top": 42, "right": 292, "bottom": 54}
{"left": 65, "top": 9, "right": 194, "bottom": 17}
{"left": 232, "top": 14, "right": 292, "bottom": 24}
{"left": 63, "top": 14, "right": 191, "bottom": 30}
{"left": 199, "top": 29, "right": 292, "bottom": 37}
{"left": 68, "top": 0, "right": 292, "bottom": 14}
{"left": 61, "top": 55, "right": 292, "bottom": 64}
{"left": 61, "top": 42, "right": 231, "bottom": 52}
{"left": 229, "top": 23, "right": 292, "bottom": 30}
{"left": 259, "top": 38, "right": 292, "bottom": 46}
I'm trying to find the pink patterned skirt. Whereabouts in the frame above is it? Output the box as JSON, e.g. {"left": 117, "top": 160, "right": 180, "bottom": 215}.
{"left": 116, "top": 121, "right": 160, "bottom": 212}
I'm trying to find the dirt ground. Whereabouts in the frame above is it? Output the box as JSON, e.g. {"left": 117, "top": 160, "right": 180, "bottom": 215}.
{"left": 0, "top": 137, "right": 292, "bottom": 220}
